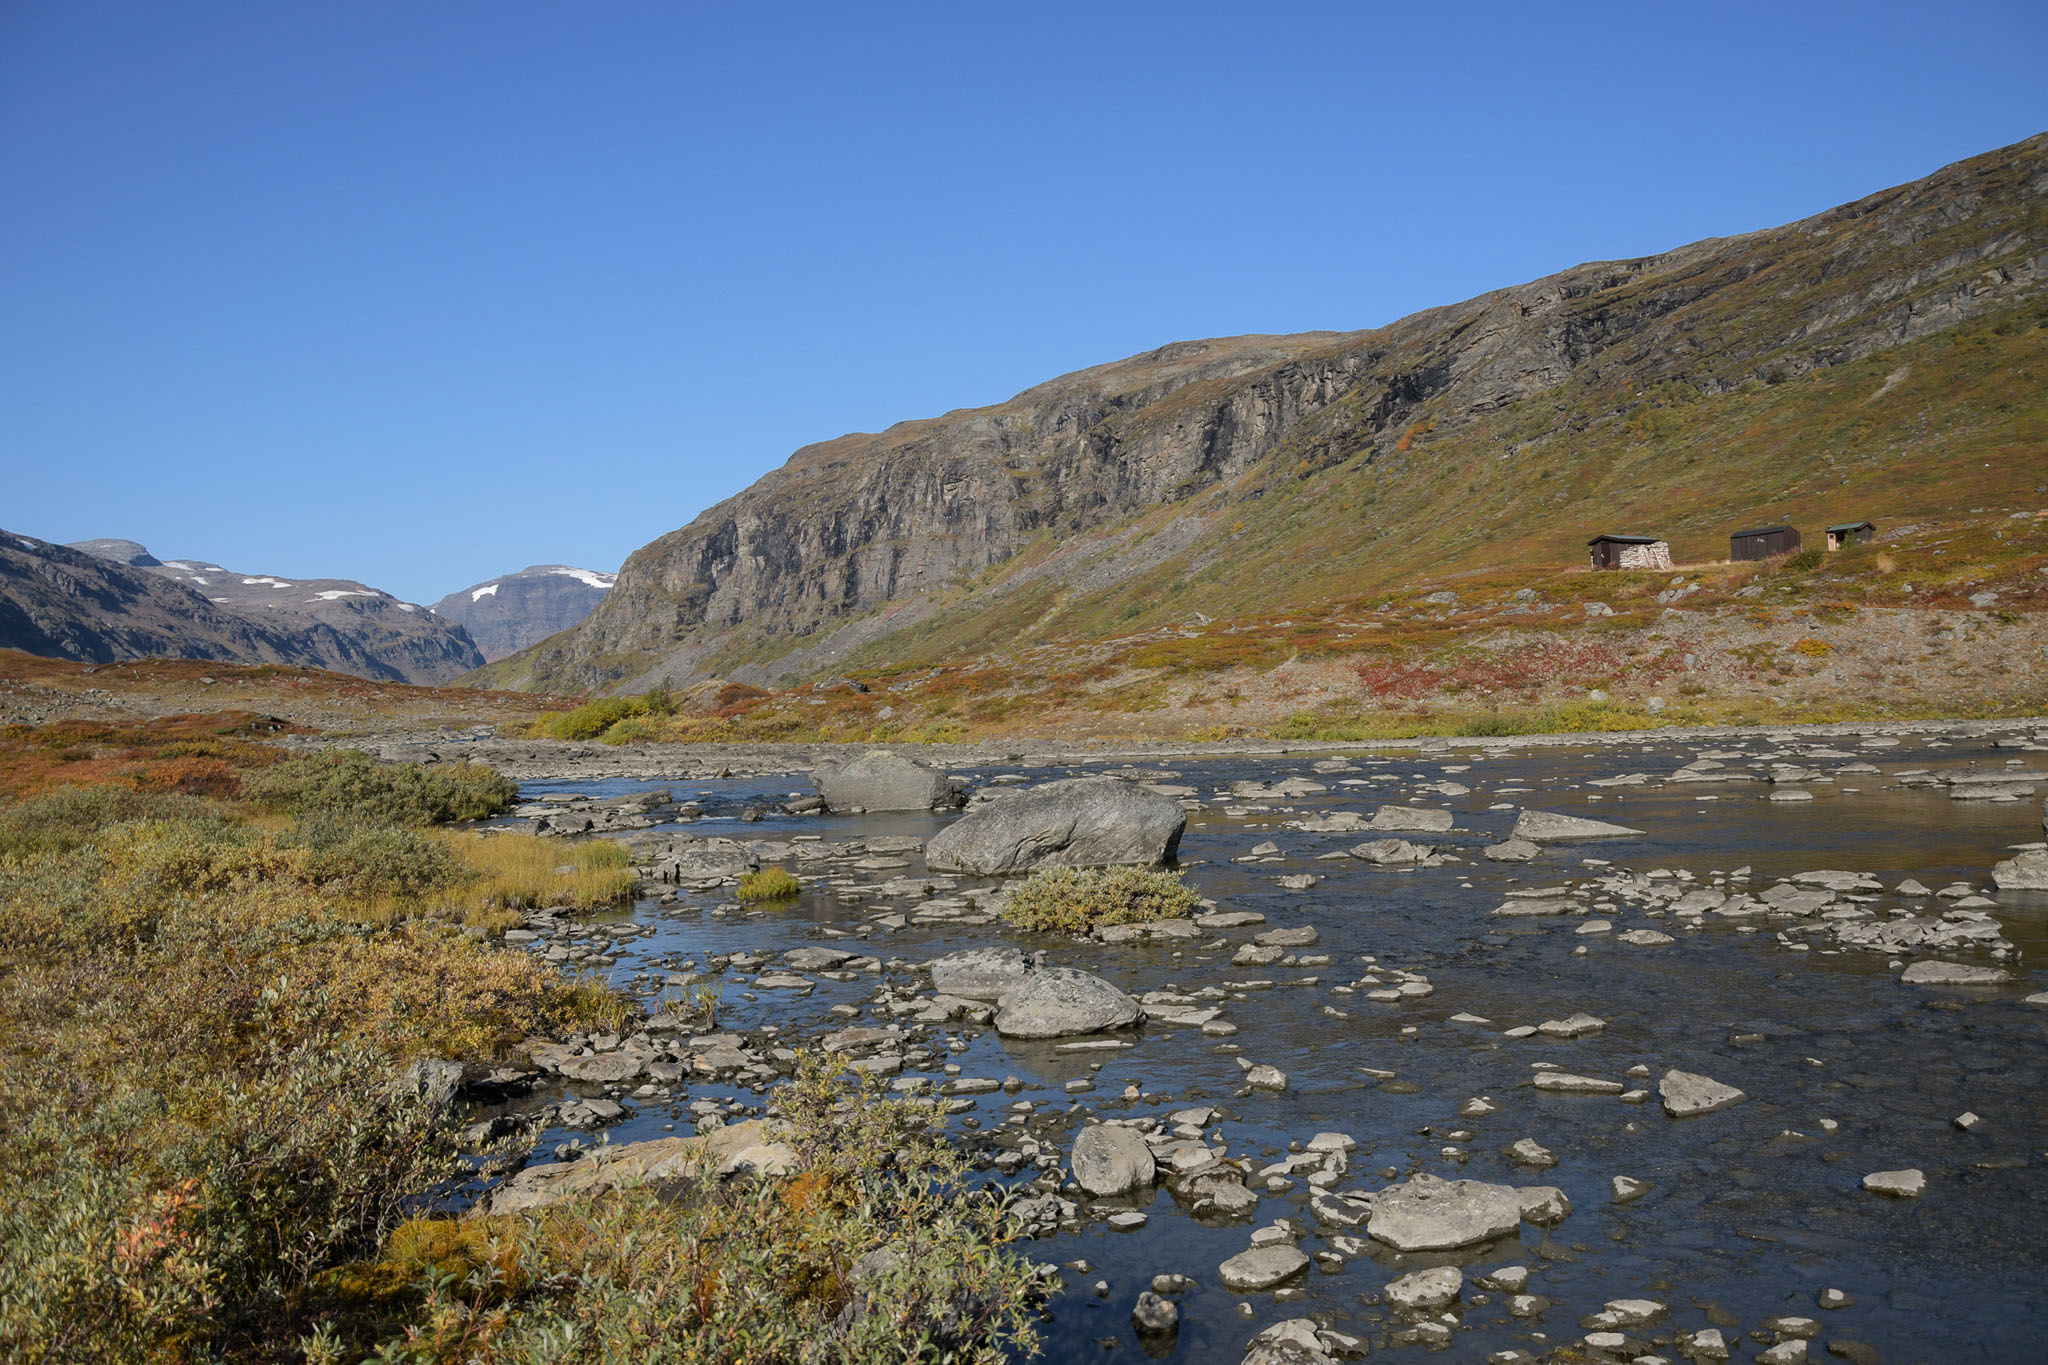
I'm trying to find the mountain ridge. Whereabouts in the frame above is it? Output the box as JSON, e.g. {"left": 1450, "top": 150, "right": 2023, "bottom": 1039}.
{"left": 0, "top": 536, "right": 484, "bottom": 683}
{"left": 430, "top": 565, "right": 616, "bottom": 661}
{"left": 469, "top": 133, "right": 2048, "bottom": 697}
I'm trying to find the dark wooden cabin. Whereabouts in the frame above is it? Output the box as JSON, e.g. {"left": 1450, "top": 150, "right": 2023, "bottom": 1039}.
{"left": 1826, "top": 521, "right": 1876, "bottom": 550}
{"left": 1730, "top": 525, "right": 1801, "bottom": 561}
{"left": 1588, "top": 534, "right": 1671, "bottom": 571}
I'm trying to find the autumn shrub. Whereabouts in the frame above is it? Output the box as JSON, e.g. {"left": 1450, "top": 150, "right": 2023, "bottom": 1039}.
{"left": 1001, "top": 865, "right": 1199, "bottom": 935}
{"left": 245, "top": 751, "right": 516, "bottom": 826}
{"left": 308, "top": 1055, "right": 1046, "bottom": 1365}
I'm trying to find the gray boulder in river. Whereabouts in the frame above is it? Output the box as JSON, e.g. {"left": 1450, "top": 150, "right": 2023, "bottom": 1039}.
{"left": 1511, "top": 809, "right": 1645, "bottom": 842}
{"left": 812, "top": 750, "right": 962, "bottom": 812}
{"left": 994, "top": 966, "right": 1143, "bottom": 1038}
{"left": 925, "top": 777, "right": 1185, "bottom": 874}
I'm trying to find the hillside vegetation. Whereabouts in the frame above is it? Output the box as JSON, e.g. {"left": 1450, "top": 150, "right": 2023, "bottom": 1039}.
{"left": 471, "top": 133, "right": 2047, "bottom": 722}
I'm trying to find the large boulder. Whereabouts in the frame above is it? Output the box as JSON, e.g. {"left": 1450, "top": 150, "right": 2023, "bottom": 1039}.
{"left": 1366, "top": 1174, "right": 1523, "bottom": 1250}
{"left": 1070, "top": 1123, "right": 1157, "bottom": 1196}
{"left": 925, "top": 777, "right": 1185, "bottom": 875}
{"left": 928, "top": 947, "right": 1041, "bottom": 1002}
{"left": 813, "top": 750, "right": 960, "bottom": 812}
{"left": 1511, "top": 810, "right": 1645, "bottom": 842}
{"left": 994, "top": 966, "right": 1143, "bottom": 1039}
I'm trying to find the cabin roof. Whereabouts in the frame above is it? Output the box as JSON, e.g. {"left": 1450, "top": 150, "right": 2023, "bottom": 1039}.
{"left": 1586, "top": 534, "right": 1664, "bottom": 546}
{"left": 1731, "top": 525, "right": 1796, "bottom": 538}
{"left": 1827, "top": 521, "right": 1876, "bottom": 533}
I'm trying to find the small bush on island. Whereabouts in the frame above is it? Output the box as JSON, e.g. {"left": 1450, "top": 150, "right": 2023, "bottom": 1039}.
{"left": 1000, "top": 865, "right": 1199, "bottom": 935}
{"left": 736, "top": 867, "right": 803, "bottom": 902}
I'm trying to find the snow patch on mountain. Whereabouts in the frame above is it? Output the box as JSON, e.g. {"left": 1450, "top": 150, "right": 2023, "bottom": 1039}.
{"left": 471, "top": 583, "right": 500, "bottom": 601}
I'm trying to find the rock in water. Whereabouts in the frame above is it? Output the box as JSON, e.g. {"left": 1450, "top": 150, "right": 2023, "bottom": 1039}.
{"left": 1899, "top": 960, "right": 2011, "bottom": 985}
{"left": 1352, "top": 838, "right": 1432, "bottom": 864}
{"left": 993, "top": 967, "right": 1143, "bottom": 1038}
{"left": 1218, "top": 1244, "right": 1310, "bottom": 1290}
{"left": 1071, "top": 1123, "right": 1157, "bottom": 1196}
{"left": 1659, "top": 1069, "right": 1746, "bottom": 1117}
{"left": 928, "top": 947, "right": 1040, "bottom": 1001}
{"left": 1367, "top": 1174, "right": 1523, "bottom": 1250}
{"left": 1384, "top": 1265, "right": 1463, "bottom": 1310}
{"left": 813, "top": 750, "right": 960, "bottom": 812}
{"left": 1512, "top": 810, "right": 1646, "bottom": 842}
{"left": 925, "top": 777, "right": 1186, "bottom": 874}
{"left": 1364, "top": 806, "right": 1455, "bottom": 833}
{"left": 1131, "top": 1290, "right": 1179, "bottom": 1334}
{"left": 1991, "top": 849, "right": 2048, "bottom": 889}
{"left": 1862, "top": 1168, "right": 1927, "bottom": 1198}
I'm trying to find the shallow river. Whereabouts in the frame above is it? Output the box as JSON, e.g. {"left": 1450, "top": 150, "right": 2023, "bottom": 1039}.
{"left": 483, "top": 733, "right": 2048, "bottom": 1364}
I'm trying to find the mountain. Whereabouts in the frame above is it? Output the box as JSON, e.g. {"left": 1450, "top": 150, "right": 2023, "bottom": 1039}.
{"left": 470, "top": 133, "right": 2048, "bottom": 698}
{"left": 428, "top": 565, "right": 616, "bottom": 662}
{"left": 2, "top": 536, "right": 485, "bottom": 684}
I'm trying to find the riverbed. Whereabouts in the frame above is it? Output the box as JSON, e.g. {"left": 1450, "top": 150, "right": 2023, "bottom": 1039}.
{"left": 475, "top": 729, "right": 2048, "bottom": 1364}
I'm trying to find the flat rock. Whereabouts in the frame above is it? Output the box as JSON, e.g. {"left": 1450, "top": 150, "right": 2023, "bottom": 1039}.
{"left": 486, "top": 1120, "right": 797, "bottom": 1214}
{"left": 1512, "top": 810, "right": 1645, "bottom": 843}
{"left": 1863, "top": 1168, "right": 1927, "bottom": 1198}
{"left": 1659, "top": 1069, "right": 1746, "bottom": 1117}
{"left": 1484, "top": 837, "right": 1542, "bottom": 862}
{"left": 1367, "top": 1173, "right": 1523, "bottom": 1250}
{"left": 1992, "top": 849, "right": 2048, "bottom": 890}
{"left": 928, "top": 947, "right": 1041, "bottom": 1002}
{"left": 1384, "top": 1265, "right": 1462, "bottom": 1310}
{"left": 1351, "top": 838, "right": 1433, "bottom": 865}
{"left": 994, "top": 967, "right": 1143, "bottom": 1039}
{"left": 1218, "top": 1244, "right": 1311, "bottom": 1291}
{"left": 1899, "top": 960, "right": 2010, "bottom": 985}
{"left": 1366, "top": 806, "right": 1455, "bottom": 833}
{"left": 925, "top": 777, "right": 1186, "bottom": 874}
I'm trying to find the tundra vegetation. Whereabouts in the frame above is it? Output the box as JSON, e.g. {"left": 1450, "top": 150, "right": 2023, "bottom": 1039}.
{"left": 0, "top": 718, "right": 1040, "bottom": 1363}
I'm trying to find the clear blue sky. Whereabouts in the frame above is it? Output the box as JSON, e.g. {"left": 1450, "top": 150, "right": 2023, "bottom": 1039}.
{"left": 3, "top": 2, "right": 2043, "bottom": 603}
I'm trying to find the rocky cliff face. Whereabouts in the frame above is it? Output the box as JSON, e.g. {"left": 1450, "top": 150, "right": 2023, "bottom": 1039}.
{"left": 477, "top": 134, "right": 2048, "bottom": 695}
{"left": 429, "top": 566, "right": 616, "bottom": 661}
{"left": 12, "top": 537, "right": 484, "bottom": 683}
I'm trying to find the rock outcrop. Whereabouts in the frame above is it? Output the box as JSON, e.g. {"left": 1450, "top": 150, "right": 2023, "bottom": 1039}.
{"left": 814, "top": 750, "right": 961, "bottom": 812}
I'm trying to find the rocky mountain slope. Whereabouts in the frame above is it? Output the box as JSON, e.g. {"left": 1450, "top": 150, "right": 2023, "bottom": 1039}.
{"left": 429, "top": 565, "right": 616, "bottom": 661}
{"left": 0, "top": 535, "right": 484, "bottom": 683}
{"left": 471, "top": 133, "right": 2048, "bottom": 698}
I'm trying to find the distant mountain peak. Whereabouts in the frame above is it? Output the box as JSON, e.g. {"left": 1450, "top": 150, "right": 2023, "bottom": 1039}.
{"left": 430, "top": 563, "right": 615, "bottom": 662}
{"left": 66, "top": 537, "right": 162, "bottom": 568}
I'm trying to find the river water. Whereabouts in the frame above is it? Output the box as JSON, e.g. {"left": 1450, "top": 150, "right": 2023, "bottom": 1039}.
{"left": 486, "top": 733, "right": 2048, "bottom": 1364}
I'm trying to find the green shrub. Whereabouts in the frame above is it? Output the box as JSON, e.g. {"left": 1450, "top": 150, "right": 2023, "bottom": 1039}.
{"left": 1001, "top": 865, "right": 1200, "bottom": 935}
{"left": 1784, "top": 547, "right": 1825, "bottom": 573}
{"left": 245, "top": 752, "right": 517, "bottom": 826}
{"left": 527, "top": 697, "right": 647, "bottom": 742}
{"left": 0, "top": 784, "right": 213, "bottom": 859}
{"left": 299, "top": 820, "right": 464, "bottom": 900}
{"left": 736, "top": 868, "right": 802, "bottom": 902}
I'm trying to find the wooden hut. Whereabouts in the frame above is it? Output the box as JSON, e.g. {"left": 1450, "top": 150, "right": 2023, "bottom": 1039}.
{"left": 1826, "top": 521, "right": 1876, "bottom": 550}
{"left": 1587, "top": 534, "right": 1672, "bottom": 571}
{"left": 1730, "top": 525, "right": 1801, "bottom": 561}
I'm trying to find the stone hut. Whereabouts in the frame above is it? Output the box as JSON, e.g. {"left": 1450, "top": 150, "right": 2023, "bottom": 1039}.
{"left": 1587, "top": 534, "right": 1673, "bottom": 571}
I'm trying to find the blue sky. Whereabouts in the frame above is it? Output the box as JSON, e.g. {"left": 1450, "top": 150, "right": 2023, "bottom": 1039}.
{"left": 3, "top": 2, "right": 2043, "bottom": 604}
